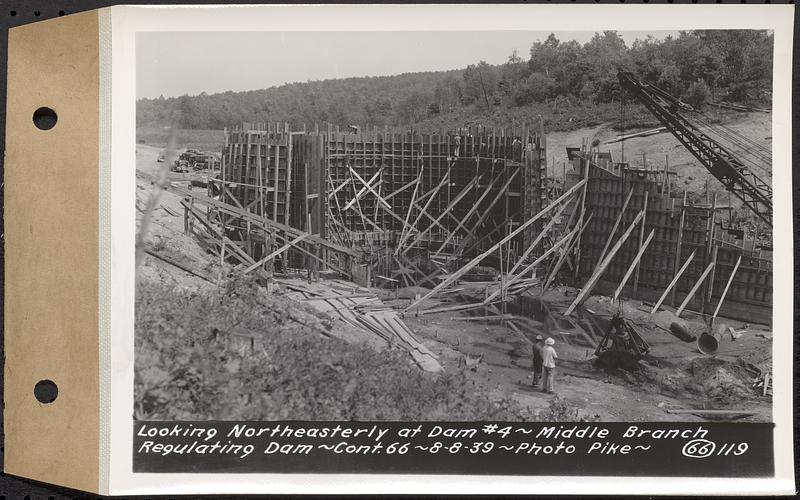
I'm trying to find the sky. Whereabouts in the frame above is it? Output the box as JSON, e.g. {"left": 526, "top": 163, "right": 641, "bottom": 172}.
{"left": 136, "top": 30, "right": 678, "bottom": 100}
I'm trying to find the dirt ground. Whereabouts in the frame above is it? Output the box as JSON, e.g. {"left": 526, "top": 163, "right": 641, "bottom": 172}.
{"left": 136, "top": 144, "right": 218, "bottom": 290}
{"left": 545, "top": 111, "right": 772, "bottom": 198}
{"left": 380, "top": 284, "right": 772, "bottom": 423}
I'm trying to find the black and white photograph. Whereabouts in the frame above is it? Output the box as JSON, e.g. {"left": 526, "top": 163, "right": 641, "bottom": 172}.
{"left": 134, "top": 27, "right": 776, "bottom": 424}
{"left": 1, "top": 3, "right": 793, "bottom": 496}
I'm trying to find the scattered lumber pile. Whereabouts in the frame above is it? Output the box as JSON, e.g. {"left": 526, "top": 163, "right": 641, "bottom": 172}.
{"left": 281, "top": 278, "right": 442, "bottom": 373}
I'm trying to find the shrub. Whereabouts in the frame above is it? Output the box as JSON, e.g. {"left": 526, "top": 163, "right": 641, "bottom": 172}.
{"left": 540, "top": 396, "right": 600, "bottom": 422}
{"left": 135, "top": 275, "right": 531, "bottom": 421}
{"left": 684, "top": 80, "right": 712, "bottom": 109}
{"left": 513, "top": 73, "right": 556, "bottom": 105}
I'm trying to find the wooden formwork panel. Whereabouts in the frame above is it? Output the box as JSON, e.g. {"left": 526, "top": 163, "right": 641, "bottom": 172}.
{"left": 521, "top": 133, "right": 547, "bottom": 251}
{"left": 221, "top": 124, "right": 546, "bottom": 275}
{"left": 222, "top": 128, "right": 292, "bottom": 226}
{"left": 320, "top": 126, "right": 535, "bottom": 256}
{"left": 572, "top": 161, "right": 772, "bottom": 322}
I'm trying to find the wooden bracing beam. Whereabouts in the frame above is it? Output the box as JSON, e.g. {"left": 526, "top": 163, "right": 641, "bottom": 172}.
{"left": 396, "top": 166, "right": 452, "bottom": 253}
{"left": 400, "top": 175, "right": 477, "bottom": 254}
{"left": 509, "top": 200, "right": 569, "bottom": 277}
{"left": 650, "top": 250, "right": 697, "bottom": 315}
{"left": 671, "top": 192, "right": 687, "bottom": 306}
{"left": 633, "top": 190, "right": 649, "bottom": 294}
{"left": 612, "top": 228, "right": 655, "bottom": 302}
{"left": 327, "top": 176, "right": 351, "bottom": 200}
{"left": 383, "top": 177, "right": 418, "bottom": 201}
{"left": 343, "top": 170, "right": 381, "bottom": 210}
{"left": 434, "top": 171, "right": 502, "bottom": 256}
{"left": 350, "top": 171, "right": 383, "bottom": 235}
{"left": 163, "top": 176, "right": 359, "bottom": 258}
{"left": 145, "top": 248, "right": 214, "bottom": 283}
{"left": 404, "top": 178, "right": 586, "bottom": 313}
{"left": 564, "top": 209, "right": 645, "bottom": 316}
{"left": 675, "top": 261, "right": 715, "bottom": 317}
{"left": 461, "top": 215, "right": 517, "bottom": 257}
{"left": 712, "top": 255, "right": 742, "bottom": 321}
{"left": 542, "top": 212, "right": 595, "bottom": 291}
{"left": 394, "top": 254, "right": 441, "bottom": 288}
{"left": 347, "top": 165, "right": 390, "bottom": 209}
{"left": 243, "top": 233, "right": 310, "bottom": 274}
{"left": 222, "top": 184, "right": 246, "bottom": 212}
{"left": 591, "top": 187, "right": 634, "bottom": 275}
{"left": 449, "top": 168, "right": 520, "bottom": 258}
{"left": 325, "top": 172, "right": 357, "bottom": 249}
{"left": 222, "top": 236, "right": 259, "bottom": 267}
{"left": 396, "top": 164, "right": 424, "bottom": 250}
{"left": 483, "top": 223, "right": 579, "bottom": 304}
{"left": 290, "top": 240, "right": 351, "bottom": 278}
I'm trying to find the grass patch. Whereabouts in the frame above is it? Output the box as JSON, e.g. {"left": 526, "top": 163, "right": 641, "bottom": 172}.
{"left": 411, "top": 99, "right": 659, "bottom": 135}
{"left": 136, "top": 126, "right": 225, "bottom": 152}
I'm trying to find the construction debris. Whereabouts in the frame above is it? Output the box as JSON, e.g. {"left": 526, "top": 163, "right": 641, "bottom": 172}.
{"left": 283, "top": 278, "right": 442, "bottom": 373}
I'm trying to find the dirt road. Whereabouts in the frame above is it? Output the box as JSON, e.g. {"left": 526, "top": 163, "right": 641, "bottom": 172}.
{"left": 136, "top": 144, "right": 217, "bottom": 289}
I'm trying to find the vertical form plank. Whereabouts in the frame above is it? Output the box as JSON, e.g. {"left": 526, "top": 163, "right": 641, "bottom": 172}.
{"left": 285, "top": 123, "right": 293, "bottom": 228}
{"left": 670, "top": 191, "right": 687, "bottom": 306}
{"left": 633, "top": 189, "right": 649, "bottom": 294}
{"left": 703, "top": 244, "right": 719, "bottom": 312}
{"left": 272, "top": 140, "right": 280, "bottom": 222}
{"left": 574, "top": 140, "right": 590, "bottom": 280}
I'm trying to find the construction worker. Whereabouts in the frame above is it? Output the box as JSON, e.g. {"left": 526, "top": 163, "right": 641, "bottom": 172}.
{"left": 531, "top": 335, "right": 544, "bottom": 387}
{"left": 512, "top": 138, "right": 522, "bottom": 162}
{"left": 541, "top": 337, "right": 558, "bottom": 394}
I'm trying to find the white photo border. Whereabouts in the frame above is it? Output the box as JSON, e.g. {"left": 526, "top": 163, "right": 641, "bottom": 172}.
{"left": 106, "top": 4, "right": 794, "bottom": 495}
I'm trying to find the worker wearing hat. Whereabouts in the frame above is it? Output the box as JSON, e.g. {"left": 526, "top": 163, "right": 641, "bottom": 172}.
{"left": 531, "top": 335, "right": 544, "bottom": 387}
{"left": 541, "top": 337, "right": 558, "bottom": 394}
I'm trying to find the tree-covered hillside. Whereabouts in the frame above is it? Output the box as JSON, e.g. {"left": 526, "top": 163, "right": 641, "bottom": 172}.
{"left": 137, "top": 30, "right": 773, "bottom": 131}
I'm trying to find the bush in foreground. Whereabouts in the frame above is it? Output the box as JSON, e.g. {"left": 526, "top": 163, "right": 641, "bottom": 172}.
{"left": 135, "top": 276, "right": 530, "bottom": 421}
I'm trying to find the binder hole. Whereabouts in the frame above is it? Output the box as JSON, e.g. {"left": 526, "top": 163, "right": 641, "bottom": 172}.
{"left": 9, "top": 10, "right": 16, "bottom": 16}
{"left": 34, "top": 379, "right": 58, "bottom": 404}
{"left": 59, "top": 10, "right": 65, "bottom": 16}
{"left": 32, "top": 107, "right": 57, "bottom": 130}
{"left": 33, "top": 10, "right": 40, "bottom": 16}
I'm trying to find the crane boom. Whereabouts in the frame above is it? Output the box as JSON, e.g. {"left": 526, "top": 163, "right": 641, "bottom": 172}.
{"left": 617, "top": 71, "right": 772, "bottom": 226}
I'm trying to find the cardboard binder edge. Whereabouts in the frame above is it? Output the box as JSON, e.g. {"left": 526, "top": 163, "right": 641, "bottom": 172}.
{"left": 4, "top": 9, "right": 102, "bottom": 494}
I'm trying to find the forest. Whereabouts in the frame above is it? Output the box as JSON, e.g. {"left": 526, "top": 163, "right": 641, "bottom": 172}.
{"left": 136, "top": 30, "right": 774, "bottom": 133}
